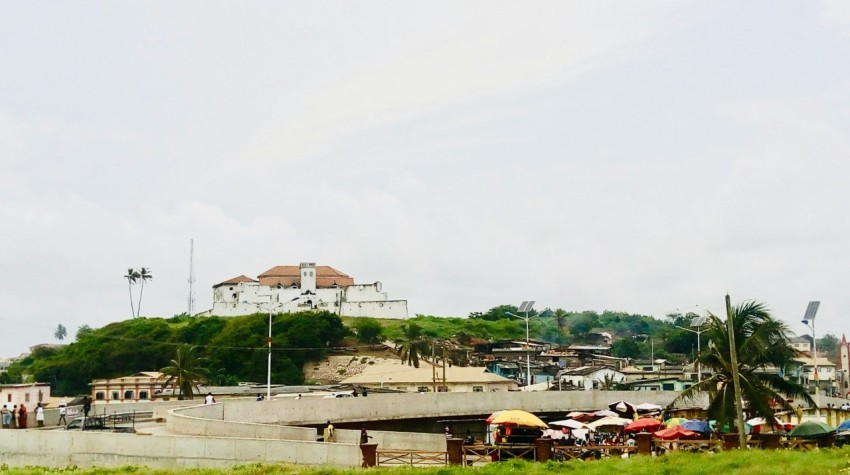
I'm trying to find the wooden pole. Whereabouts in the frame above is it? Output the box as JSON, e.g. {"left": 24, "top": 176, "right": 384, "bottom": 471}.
{"left": 725, "top": 294, "right": 747, "bottom": 449}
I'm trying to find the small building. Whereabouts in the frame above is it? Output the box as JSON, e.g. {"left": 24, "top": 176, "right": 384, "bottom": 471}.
{"left": 556, "top": 366, "right": 624, "bottom": 390}
{"left": 341, "top": 364, "right": 518, "bottom": 393}
{"left": 0, "top": 383, "right": 51, "bottom": 407}
{"left": 90, "top": 372, "right": 162, "bottom": 403}
{"left": 793, "top": 356, "right": 836, "bottom": 396}
{"left": 621, "top": 377, "right": 695, "bottom": 392}
{"left": 789, "top": 335, "right": 812, "bottom": 353}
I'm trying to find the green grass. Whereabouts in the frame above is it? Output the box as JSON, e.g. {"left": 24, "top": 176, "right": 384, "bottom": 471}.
{"left": 3, "top": 448, "right": 850, "bottom": 475}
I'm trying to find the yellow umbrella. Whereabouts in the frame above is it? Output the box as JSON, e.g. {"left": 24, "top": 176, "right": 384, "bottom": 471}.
{"left": 487, "top": 410, "right": 548, "bottom": 428}
{"left": 665, "top": 417, "right": 688, "bottom": 428}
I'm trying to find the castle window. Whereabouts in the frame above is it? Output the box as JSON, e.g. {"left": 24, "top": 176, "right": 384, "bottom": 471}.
{"left": 124, "top": 390, "right": 134, "bottom": 399}
{"left": 276, "top": 284, "right": 282, "bottom": 289}
{"left": 309, "top": 271, "right": 314, "bottom": 277}
{"left": 112, "top": 391, "right": 119, "bottom": 400}
{"left": 139, "top": 391, "right": 149, "bottom": 400}
{"left": 95, "top": 392, "right": 105, "bottom": 401}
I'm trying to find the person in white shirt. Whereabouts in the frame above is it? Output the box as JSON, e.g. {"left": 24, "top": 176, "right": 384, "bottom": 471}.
{"left": 57, "top": 400, "right": 67, "bottom": 426}
{"left": 35, "top": 404, "right": 45, "bottom": 427}
{"left": 204, "top": 392, "right": 215, "bottom": 405}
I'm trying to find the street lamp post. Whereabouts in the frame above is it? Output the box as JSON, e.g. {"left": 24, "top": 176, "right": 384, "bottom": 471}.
{"left": 802, "top": 301, "right": 821, "bottom": 418}
{"left": 675, "top": 314, "right": 708, "bottom": 384}
{"left": 261, "top": 295, "right": 300, "bottom": 401}
{"left": 507, "top": 301, "right": 535, "bottom": 387}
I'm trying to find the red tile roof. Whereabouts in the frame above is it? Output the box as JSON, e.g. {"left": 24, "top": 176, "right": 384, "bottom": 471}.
{"left": 213, "top": 275, "right": 258, "bottom": 287}
{"left": 257, "top": 265, "right": 355, "bottom": 288}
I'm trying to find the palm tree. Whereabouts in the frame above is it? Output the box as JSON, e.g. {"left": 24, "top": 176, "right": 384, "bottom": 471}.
{"left": 124, "top": 268, "right": 140, "bottom": 317}
{"left": 553, "top": 308, "right": 570, "bottom": 333}
{"left": 395, "top": 322, "right": 430, "bottom": 368}
{"left": 668, "top": 301, "right": 814, "bottom": 431}
{"left": 54, "top": 324, "right": 67, "bottom": 341}
{"left": 158, "top": 344, "right": 208, "bottom": 400}
{"left": 136, "top": 267, "right": 153, "bottom": 317}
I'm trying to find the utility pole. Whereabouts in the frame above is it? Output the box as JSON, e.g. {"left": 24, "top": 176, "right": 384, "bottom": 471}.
{"left": 725, "top": 294, "right": 746, "bottom": 449}
{"left": 187, "top": 239, "right": 195, "bottom": 316}
{"left": 432, "top": 345, "right": 437, "bottom": 393}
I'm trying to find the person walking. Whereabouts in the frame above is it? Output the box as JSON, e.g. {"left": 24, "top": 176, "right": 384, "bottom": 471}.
{"left": 323, "top": 421, "right": 335, "bottom": 443}
{"left": 12, "top": 405, "right": 18, "bottom": 428}
{"left": 1, "top": 405, "right": 10, "bottom": 428}
{"left": 18, "top": 404, "right": 28, "bottom": 429}
{"left": 82, "top": 396, "right": 91, "bottom": 419}
{"left": 359, "top": 427, "right": 371, "bottom": 444}
{"left": 57, "top": 400, "right": 67, "bottom": 426}
{"left": 35, "top": 403, "right": 45, "bottom": 427}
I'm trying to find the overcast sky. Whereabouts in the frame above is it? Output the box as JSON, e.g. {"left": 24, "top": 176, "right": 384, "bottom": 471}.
{"left": 2, "top": 1, "right": 849, "bottom": 356}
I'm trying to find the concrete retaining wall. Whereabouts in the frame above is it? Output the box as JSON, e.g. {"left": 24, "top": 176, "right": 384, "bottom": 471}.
{"left": 167, "top": 403, "right": 317, "bottom": 441}
{"left": 0, "top": 426, "right": 363, "bottom": 468}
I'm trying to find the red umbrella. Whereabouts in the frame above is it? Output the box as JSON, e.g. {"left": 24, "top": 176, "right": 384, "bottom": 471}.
{"left": 566, "top": 412, "right": 594, "bottom": 422}
{"left": 654, "top": 426, "right": 697, "bottom": 440}
{"left": 625, "top": 418, "right": 664, "bottom": 433}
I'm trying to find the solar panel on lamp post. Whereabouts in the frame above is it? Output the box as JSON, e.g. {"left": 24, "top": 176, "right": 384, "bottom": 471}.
{"left": 507, "top": 300, "right": 535, "bottom": 387}
{"left": 801, "top": 301, "right": 820, "bottom": 419}
{"left": 675, "top": 314, "right": 708, "bottom": 384}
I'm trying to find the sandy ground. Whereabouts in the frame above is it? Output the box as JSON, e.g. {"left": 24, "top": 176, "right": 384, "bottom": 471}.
{"left": 304, "top": 349, "right": 402, "bottom": 384}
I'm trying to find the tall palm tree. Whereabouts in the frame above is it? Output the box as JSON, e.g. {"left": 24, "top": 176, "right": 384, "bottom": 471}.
{"left": 553, "top": 308, "right": 570, "bottom": 333}
{"left": 669, "top": 301, "right": 814, "bottom": 431}
{"left": 54, "top": 324, "right": 67, "bottom": 341}
{"left": 136, "top": 267, "right": 153, "bottom": 317}
{"left": 124, "top": 268, "right": 140, "bottom": 318}
{"left": 158, "top": 344, "right": 208, "bottom": 400}
{"left": 395, "top": 323, "right": 430, "bottom": 368}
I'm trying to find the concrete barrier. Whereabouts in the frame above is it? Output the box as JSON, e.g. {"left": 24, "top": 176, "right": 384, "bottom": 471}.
{"left": 3, "top": 390, "right": 699, "bottom": 469}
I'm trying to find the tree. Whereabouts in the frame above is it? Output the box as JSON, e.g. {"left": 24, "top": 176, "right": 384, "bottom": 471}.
{"left": 819, "top": 333, "right": 839, "bottom": 362}
{"left": 669, "top": 300, "right": 814, "bottom": 431}
{"left": 570, "top": 312, "right": 599, "bottom": 342}
{"left": 395, "top": 322, "right": 430, "bottom": 368}
{"left": 552, "top": 308, "right": 570, "bottom": 333}
{"left": 611, "top": 337, "right": 640, "bottom": 358}
{"left": 158, "top": 344, "right": 208, "bottom": 400}
{"left": 54, "top": 324, "right": 67, "bottom": 341}
{"left": 468, "top": 304, "right": 523, "bottom": 321}
{"left": 354, "top": 318, "right": 384, "bottom": 346}
{"left": 136, "top": 267, "right": 153, "bottom": 317}
{"left": 76, "top": 324, "right": 93, "bottom": 339}
{"left": 124, "top": 268, "right": 140, "bottom": 317}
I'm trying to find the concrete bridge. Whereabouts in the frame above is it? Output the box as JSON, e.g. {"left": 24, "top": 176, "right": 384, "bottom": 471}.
{"left": 0, "top": 390, "right": 721, "bottom": 469}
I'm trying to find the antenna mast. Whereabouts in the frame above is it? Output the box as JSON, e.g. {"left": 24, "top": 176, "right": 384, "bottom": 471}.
{"left": 188, "top": 238, "right": 196, "bottom": 316}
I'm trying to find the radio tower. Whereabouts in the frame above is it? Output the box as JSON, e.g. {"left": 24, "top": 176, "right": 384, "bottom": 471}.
{"left": 187, "top": 238, "right": 196, "bottom": 316}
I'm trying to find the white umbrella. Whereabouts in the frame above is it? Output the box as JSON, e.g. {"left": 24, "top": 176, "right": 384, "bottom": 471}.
{"left": 550, "top": 419, "right": 590, "bottom": 430}
{"left": 636, "top": 403, "right": 662, "bottom": 412}
{"left": 587, "top": 416, "right": 632, "bottom": 429}
{"left": 746, "top": 417, "right": 768, "bottom": 426}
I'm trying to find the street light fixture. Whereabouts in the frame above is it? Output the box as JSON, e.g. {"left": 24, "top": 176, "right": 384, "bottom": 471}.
{"left": 507, "top": 300, "right": 535, "bottom": 387}
{"left": 260, "top": 295, "right": 300, "bottom": 401}
{"left": 801, "top": 301, "right": 820, "bottom": 418}
{"left": 675, "top": 314, "right": 709, "bottom": 384}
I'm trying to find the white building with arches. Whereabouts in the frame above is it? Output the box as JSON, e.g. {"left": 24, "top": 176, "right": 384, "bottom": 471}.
{"left": 204, "top": 262, "right": 408, "bottom": 319}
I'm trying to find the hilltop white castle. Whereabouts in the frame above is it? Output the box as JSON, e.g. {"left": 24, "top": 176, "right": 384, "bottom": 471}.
{"left": 203, "top": 262, "right": 408, "bottom": 319}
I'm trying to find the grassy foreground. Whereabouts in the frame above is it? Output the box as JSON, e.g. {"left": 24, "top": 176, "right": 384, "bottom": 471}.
{"left": 3, "top": 448, "right": 850, "bottom": 475}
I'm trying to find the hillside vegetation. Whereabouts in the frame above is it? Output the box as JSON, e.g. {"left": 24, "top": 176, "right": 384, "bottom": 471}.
{"left": 4, "top": 304, "right": 839, "bottom": 395}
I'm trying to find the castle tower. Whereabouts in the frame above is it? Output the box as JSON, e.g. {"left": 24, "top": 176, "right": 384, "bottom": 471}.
{"left": 300, "top": 262, "right": 317, "bottom": 293}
